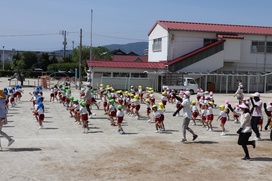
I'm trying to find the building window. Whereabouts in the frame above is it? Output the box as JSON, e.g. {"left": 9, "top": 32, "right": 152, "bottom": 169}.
{"left": 251, "top": 41, "right": 265, "bottom": 53}
{"left": 152, "top": 38, "right": 162, "bottom": 52}
{"left": 204, "top": 38, "right": 217, "bottom": 46}
{"left": 251, "top": 41, "right": 272, "bottom": 53}
{"left": 131, "top": 73, "right": 147, "bottom": 78}
{"left": 113, "top": 72, "right": 129, "bottom": 77}
{"left": 267, "top": 42, "right": 272, "bottom": 53}
{"left": 102, "top": 72, "right": 111, "bottom": 77}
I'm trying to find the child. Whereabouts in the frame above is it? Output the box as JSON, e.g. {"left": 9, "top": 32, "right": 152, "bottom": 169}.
{"left": 73, "top": 99, "right": 81, "bottom": 124}
{"left": 80, "top": 101, "right": 89, "bottom": 133}
{"left": 206, "top": 102, "right": 214, "bottom": 131}
{"left": 116, "top": 105, "right": 125, "bottom": 134}
{"left": 144, "top": 98, "right": 152, "bottom": 123}
{"left": 138, "top": 85, "right": 144, "bottom": 104}
{"left": 36, "top": 99, "right": 45, "bottom": 129}
{"left": 50, "top": 86, "right": 55, "bottom": 102}
{"left": 149, "top": 90, "right": 155, "bottom": 106}
{"left": 200, "top": 104, "right": 207, "bottom": 127}
{"left": 225, "top": 100, "right": 230, "bottom": 120}
{"left": 134, "top": 95, "right": 141, "bottom": 119}
{"left": 191, "top": 100, "right": 199, "bottom": 125}
{"left": 152, "top": 104, "right": 162, "bottom": 133}
{"left": 233, "top": 103, "right": 240, "bottom": 123}
{"left": 102, "top": 92, "right": 108, "bottom": 115}
{"left": 161, "top": 92, "right": 167, "bottom": 111}
{"left": 68, "top": 96, "right": 74, "bottom": 117}
{"left": 108, "top": 99, "right": 116, "bottom": 126}
{"left": 158, "top": 102, "right": 165, "bottom": 131}
{"left": 216, "top": 104, "right": 227, "bottom": 136}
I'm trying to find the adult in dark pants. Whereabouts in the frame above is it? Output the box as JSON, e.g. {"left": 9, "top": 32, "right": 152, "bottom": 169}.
{"left": 250, "top": 92, "right": 262, "bottom": 140}
{"left": 173, "top": 91, "right": 198, "bottom": 143}
{"left": 236, "top": 103, "right": 256, "bottom": 160}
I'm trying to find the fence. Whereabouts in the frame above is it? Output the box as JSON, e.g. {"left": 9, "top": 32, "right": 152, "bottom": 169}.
{"left": 186, "top": 72, "right": 272, "bottom": 93}
{"left": 93, "top": 77, "right": 156, "bottom": 91}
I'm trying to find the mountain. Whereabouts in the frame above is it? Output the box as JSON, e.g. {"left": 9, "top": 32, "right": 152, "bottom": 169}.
{"left": 104, "top": 42, "right": 148, "bottom": 55}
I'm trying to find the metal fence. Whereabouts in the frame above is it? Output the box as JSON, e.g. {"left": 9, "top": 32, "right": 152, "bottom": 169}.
{"left": 188, "top": 72, "right": 272, "bottom": 93}
{"left": 93, "top": 77, "right": 156, "bottom": 91}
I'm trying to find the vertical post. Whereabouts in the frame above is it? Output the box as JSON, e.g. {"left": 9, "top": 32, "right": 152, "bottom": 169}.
{"left": 2, "top": 46, "right": 4, "bottom": 70}
{"left": 79, "top": 29, "right": 82, "bottom": 90}
{"left": 226, "top": 75, "right": 228, "bottom": 94}
{"left": 89, "top": 9, "right": 94, "bottom": 87}
{"left": 63, "top": 31, "right": 67, "bottom": 59}
{"left": 264, "top": 74, "right": 267, "bottom": 93}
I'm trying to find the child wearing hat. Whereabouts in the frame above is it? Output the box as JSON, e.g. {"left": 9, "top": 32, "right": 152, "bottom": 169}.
{"left": 116, "top": 105, "right": 125, "bottom": 134}
{"left": 80, "top": 101, "right": 89, "bottom": 133}
{"left": 152, "top": 104, "right": 161, "bottom": 133}
{"left": 206, "top": 102, "right": 214, "bottom": 131}
{"left": 108, "top": 99, "right": 116, "bottom": 126}
{"left": 216, "top": 105, "right": 227, "bottom": 136}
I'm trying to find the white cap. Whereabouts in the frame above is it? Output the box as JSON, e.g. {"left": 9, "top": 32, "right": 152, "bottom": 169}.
{"left": 251, "top": 92, "right": 260, "bottom": 97}
{"left": 184, "top": 91, "right": 191, "bottom": 97}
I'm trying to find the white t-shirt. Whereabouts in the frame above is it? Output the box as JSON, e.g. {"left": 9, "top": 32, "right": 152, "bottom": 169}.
{"left": 80, "top": 106, "right": 88, "bottom": 114}
{"left": 181, "top": 98, "right": 192, "bottom": 119}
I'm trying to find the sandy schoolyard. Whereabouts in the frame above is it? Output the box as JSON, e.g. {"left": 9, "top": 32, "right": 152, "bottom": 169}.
{"left": 0, "top": 78, "right": 271, "bottom": 181}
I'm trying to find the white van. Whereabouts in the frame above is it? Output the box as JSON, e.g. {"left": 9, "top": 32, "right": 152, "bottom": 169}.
{"left": 162, "top": 77, "right": 199, "bottom": 94}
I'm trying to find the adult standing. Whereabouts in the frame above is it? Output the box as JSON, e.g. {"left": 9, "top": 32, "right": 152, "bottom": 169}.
{"left": 84, "top": 67, "right": 92, "bottom": 83}
{"left": 236, "top": 103, "right": 256, "bottom": 160}
{"left": 250, "top": 92, "right": 262, "bottom": 140}
{"left": 173, "top": 91, "right": 198, "bottom": 143}
{"left": 82, "top": 82, "right": 95, "bottom": 118}
{"left": 0, "top": 89, "right": 15, "bottom": 150}
{"left": 234, "top": 80, "right": 244, "bottom": 104}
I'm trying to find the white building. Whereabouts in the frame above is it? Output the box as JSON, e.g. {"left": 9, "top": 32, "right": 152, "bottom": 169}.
{"left": 148, "top": 20, "right": 272, "bottom": 74}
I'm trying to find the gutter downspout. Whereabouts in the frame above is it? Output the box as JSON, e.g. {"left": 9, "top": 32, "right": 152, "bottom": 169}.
{"left": 264, "top": 35, "right": 267, "bottom": 72}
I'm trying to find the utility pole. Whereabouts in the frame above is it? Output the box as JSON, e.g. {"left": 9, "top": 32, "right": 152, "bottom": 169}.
{"left": 60, "top": 30, "right": 67, "bottom": 59}
{"left": 79, "top": 29, "right": 82, "bottom": 90}
{"left": 89, "top": 9, "right": 93, "bottom": 86}
{"left": 2, "top": 46, "right": 4, "bottom": 70}
{"left": 63, "top": 31, "right": 67, "bottom": 59}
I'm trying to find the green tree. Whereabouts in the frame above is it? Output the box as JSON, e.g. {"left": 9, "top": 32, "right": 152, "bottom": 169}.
{"left": 72, "top": 46, "right": 112, "bottom": 64}
{"left": 73, "top": 46, "right": 90, "bottom": 63}
{"left": 35, "top": 52, "right": 50, "bottom": 71}
{"left": 92, "top": 46, "right": 112, "bottom": 60}
{"left": 22, "top": 51, "right": 37, "bottom": 69}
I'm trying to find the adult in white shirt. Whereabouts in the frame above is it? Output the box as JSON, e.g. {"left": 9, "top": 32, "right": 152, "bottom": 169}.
{"left": 173, "top": 91, "right": 198, "bottom": 143}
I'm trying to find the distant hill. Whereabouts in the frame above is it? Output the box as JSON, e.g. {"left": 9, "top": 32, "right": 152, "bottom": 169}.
{"left": 104, "top": 42, "right": 148, "bottom": 55}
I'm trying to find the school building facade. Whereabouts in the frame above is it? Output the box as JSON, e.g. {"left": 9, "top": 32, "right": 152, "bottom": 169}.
{"left": 88, "top": 20, "right": 272, "bottom": 93}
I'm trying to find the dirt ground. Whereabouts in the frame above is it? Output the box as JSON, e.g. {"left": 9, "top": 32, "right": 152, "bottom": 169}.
{"left": 0, "top": 78, "right": 272, "bottom": 181}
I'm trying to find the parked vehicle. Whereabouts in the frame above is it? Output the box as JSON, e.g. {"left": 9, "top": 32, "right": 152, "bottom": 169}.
{"left": 162, "top": 77, "right": 199, "bottom": 94}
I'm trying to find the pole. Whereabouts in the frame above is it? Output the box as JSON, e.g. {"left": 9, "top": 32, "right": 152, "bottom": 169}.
{"left": 79, "top": 29, "right": 82, "bottom": 90}
{"left": 2, "top": 46, "right": 4, "bottom": 70}
{"left": 89, "top": 9, "right": 93, "bottom": 86}
{"left": 63, "top": 31, "right": 67, "bottom": 59}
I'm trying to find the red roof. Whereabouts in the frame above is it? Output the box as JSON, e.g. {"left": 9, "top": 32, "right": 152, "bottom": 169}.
{"left": 86, "top": 60, "right": 166, "bottom": 69}
{"left": 148, "top": 20, "right": 272, "bottom": 35}
{"left": 168, "top": 40, "right": 225, "bottom": 65}
{"left": 112, "top": 55, "right": 148, "bottom": 62}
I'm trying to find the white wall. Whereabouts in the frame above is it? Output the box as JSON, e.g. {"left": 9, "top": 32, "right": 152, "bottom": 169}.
{"left": 223, "top": 39, "right": 241, "bottom": 61}
{"left": 239, "top": 34, "right": 272, "bottom": 71}
{"left": 168, "top": 31, "right": 217, "bottom": 61}
{"left": 148, "top": 24, "right": 169, "bottom": 62}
